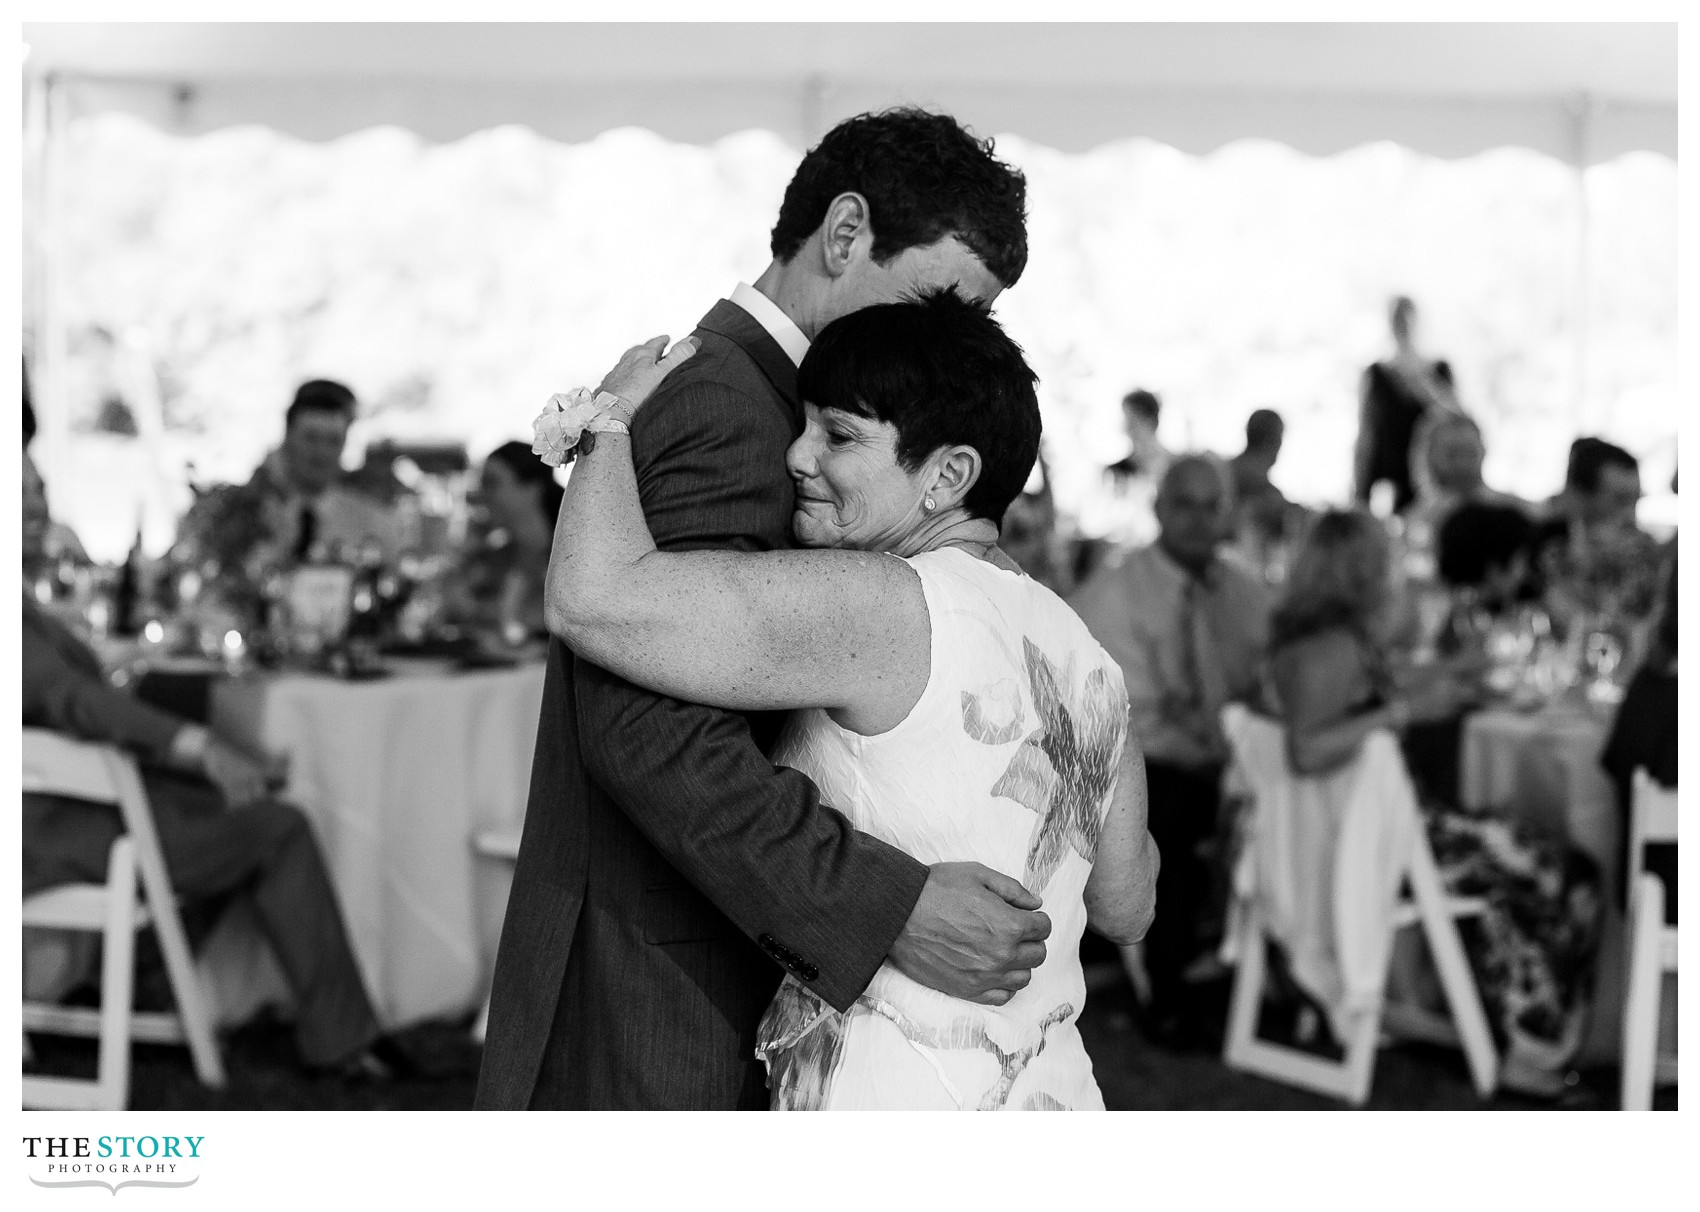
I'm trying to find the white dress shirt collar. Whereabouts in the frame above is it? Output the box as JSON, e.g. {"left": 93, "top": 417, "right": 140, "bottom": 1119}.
{"left": 729, "top": 281, "right": 810, "bottom": 369}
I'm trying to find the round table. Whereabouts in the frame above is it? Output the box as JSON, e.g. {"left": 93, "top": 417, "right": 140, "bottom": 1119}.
{"left": 1458, "top": 699, "right": 1626, "bottom": 1065}
{"left": 199, "top": 659, "right": 545, "bottom": 1029}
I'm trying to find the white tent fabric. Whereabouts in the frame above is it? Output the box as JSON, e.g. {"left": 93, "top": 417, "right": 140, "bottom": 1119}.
{"left": 24, "top": 21, "right": 1677, "bottom": 163}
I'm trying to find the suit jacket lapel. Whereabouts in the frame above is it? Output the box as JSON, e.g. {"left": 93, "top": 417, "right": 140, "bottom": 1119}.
{"left": 695, "top": 299, "right": 801, "bottom": 424}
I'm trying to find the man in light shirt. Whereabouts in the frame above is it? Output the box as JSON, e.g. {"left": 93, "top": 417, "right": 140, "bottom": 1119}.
{"left": 1072, "top": 454, "right": 1273, "bottom": 1047}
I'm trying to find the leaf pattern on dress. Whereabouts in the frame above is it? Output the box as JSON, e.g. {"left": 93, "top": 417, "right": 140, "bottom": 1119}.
{"left": 858, "top": 995, "right": 1079, "bottom": 1111}
{"left": 756, "top": 979, "right": 848, "bottom": 1112}
{"left": 960, "top": 677, "right": 1026, "bottom": 746}
{"left": 988, "top": 637, "right": 1128, "bottom": 890}
{"left": 1022, "top": 1092, "right": 1072, "bottom": 1111}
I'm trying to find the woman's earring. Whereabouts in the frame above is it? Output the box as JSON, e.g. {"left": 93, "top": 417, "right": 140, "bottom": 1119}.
{"left": 924, "top": 496, "right": 936, "bottom": 512}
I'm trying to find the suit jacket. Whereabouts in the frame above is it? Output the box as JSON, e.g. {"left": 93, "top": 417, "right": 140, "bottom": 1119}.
{"left": 475, "top": 299, "right": 931, "bottom": 1110}
{"left": 22, "top": 597, "right": 184, "bottom": 761}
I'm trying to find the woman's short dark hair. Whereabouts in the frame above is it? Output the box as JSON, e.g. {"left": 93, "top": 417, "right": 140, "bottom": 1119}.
{"left": 769, "top": 108, "right": 1028, "bottom": 288}
{"left": 486, "top": 440, "right": 564, "bottom": 525}
{"left": 797, "top": 289, "right": 1040, "bottom": 527}
{"left": 1436, "top": 502, "right": 1534, "bottom": 588}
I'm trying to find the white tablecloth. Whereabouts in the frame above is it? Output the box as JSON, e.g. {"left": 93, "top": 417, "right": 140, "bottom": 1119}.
{"left": 202, "top": 660, "right": 544, "bottom": 1029}
{"left": 1458, "top": 702, "right": 1625, "bottom": 1064}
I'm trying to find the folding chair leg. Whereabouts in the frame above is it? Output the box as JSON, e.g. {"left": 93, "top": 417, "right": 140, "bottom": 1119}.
{"left": 1620, "top": 875, "right": 1663, "bottom": 1111}
{"left": 96, "top": 839, "right": 140, "bottom": 1111}
{"left": 147, "top": 881, "right": 226, "bottom": 1088}
{"left": 1223, "top": 902, "right": 1267, "bottom": 1065}
{"left": 1407, "top": 838, "right": 1498, "bottom": 1098}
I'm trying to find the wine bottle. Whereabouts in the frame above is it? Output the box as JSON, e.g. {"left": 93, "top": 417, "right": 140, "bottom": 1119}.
{"left": 114, "top": 527, "right": 144, "bottom": 636}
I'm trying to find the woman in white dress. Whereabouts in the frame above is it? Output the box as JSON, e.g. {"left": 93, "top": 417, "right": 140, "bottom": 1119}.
{"left": 547, "top": 291, "right": 1157, "bottom": 1110}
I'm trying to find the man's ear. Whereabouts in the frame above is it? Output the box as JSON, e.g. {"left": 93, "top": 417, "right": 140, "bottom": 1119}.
{"left": 818, "top": 192, "right": 872, "bottom": 280}
{"left": 930, "top": 445, "right": 983, "bottom": 511}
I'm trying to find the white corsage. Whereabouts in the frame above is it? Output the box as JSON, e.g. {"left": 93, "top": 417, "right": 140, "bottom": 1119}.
{"left": 532, "top": 388, "right": 605, "bottom": 468}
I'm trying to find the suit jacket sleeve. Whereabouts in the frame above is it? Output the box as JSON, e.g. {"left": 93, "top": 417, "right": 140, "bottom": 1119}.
{"left": 22, "top": 615, "right": 185, "bottom": 760}
{"left": 570, "top": 372, "right": 930, "bottom": 1012}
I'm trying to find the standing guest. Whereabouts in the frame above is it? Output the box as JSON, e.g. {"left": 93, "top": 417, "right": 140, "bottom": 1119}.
{"left": 174, "top": 379, "right": 401, "bottom": 578}
{"left": 1354, "top": 296, "right": 1460, "bottom": 514}
{"left": 447, "top": 441, "right": 562, "bottom": 645}
{"left": 1264, "top": 509, "right": 1602, "bottom": 1098}
{"left": 1105, "top": 389, "right": 1171, "bottom": 484}
{"left": 1071, "top": 454, "right": 1273, "bottom": 1046}
{"left": 1080, "top": 388, "right": 1171, "bottom": 570}
{"left": 23, "top": 444, "right": 408, "bottom": 1081}
{"left": 1227, "top": 407, "right": 1296, "bottom": 564}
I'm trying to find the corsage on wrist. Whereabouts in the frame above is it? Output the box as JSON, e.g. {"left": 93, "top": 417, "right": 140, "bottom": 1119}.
{"left": 531, "top": 388, "right": 635, "bottom": 467}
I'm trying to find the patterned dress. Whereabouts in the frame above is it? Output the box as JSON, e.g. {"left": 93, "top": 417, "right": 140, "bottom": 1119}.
{"left": 755, "top": 548, "right": 1129, "bottom": 1110}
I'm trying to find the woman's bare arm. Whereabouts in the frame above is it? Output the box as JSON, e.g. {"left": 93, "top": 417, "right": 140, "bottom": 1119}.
{"left": 1083, "top": 732, "right": 1158, "bottom": 945}
{"left": 1272, "top": 631, "right": 1403, "bottom": 776}
{"left": 543, "top": 348, "right": 928, "bottom": 720}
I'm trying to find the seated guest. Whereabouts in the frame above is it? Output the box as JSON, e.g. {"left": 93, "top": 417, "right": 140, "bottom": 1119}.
{"left": 175, "top": 379, "right": 401, "bottom": 579}
{"left": 1601, "top": 555, "right": 1677, "bottom": 919}
{"left": 1527, "top": 437, "right": 1664, "bottom": 623}
{"left": 1405, "top": 412, "right": 1524, "bottom": 553}
{"left": 1264, "top": 508, "right": 1602, "bottom": 1097}
{"left": 24, "top": 444, "right": 408, "bottom": 1080}
{"left": 445, "top": 441, "right": 562, "bottom": 644}
{"left": 1433, "top": 501, "right": 1537, "bottom": 649}
{"left": 21, "top": 370, "right": 89, "bottom": 568}
{"left": 998, "top": 457, "right": 1073, "bottom": 596}
{"left": 1072, "top": 454, "right": 1272, "bottom": 1046}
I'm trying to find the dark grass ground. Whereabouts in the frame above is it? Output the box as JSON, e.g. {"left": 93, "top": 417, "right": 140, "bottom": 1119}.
{"left": 24, "top": 965, "right": 1675, "bottom": 1111}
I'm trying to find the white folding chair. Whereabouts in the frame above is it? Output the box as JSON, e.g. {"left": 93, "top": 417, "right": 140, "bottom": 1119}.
{"left": 1621, "top": 769, "right": 1678, "bottom": 1110}
{"left": 468, "top": 828, "right": 522, "bottom": 1043}
{"left": 22, "top": 729, "right": 226, "bottom": 1109}
{"left": 1219, "top": 706, "right": 1498, "bottom": 1104}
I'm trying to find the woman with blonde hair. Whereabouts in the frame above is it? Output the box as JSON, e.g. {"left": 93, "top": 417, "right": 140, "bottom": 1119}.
{"left": 1262, "top": 508, "right": 1603, "bottom": 1099}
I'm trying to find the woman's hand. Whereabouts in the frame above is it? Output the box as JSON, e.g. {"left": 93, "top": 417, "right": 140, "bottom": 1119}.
{"left": 594, "top": 335, "right": 700, "bottom": 417}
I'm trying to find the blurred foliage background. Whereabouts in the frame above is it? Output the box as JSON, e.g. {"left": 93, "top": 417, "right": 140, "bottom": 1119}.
{"left": 34, "top": 114, "right": 1676, "bottom": 560}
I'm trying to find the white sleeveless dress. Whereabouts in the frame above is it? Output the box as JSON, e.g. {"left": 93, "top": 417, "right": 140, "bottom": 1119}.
{"left": 756, "top": 548, "right": 1129, "bottom": 1110}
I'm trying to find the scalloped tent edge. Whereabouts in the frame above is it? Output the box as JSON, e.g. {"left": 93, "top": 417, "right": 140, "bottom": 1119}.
{"left": 22, "top": 21, "right": 1677, "bottom": 164}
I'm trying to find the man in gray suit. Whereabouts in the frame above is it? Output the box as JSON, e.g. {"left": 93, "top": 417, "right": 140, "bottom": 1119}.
{"left": 477, "top": 109, "right": 1049, "bottom": 1109}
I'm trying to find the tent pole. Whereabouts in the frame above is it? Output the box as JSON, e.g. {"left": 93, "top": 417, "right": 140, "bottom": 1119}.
{"left": 25, "top": 71, "right": 70, "bottom": 478}
{"left": 1571, "top": 92, "right": 1594, "bottom": 434}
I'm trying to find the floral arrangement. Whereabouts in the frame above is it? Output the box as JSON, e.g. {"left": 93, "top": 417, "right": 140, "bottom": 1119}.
{"left": 1539, "top": 525, "right": 1667, "bottom": 621}
{"left": 169, "top": 480, "right": 289, "bottom": 624}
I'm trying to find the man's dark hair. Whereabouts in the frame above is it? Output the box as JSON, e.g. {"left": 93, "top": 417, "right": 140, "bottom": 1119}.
{"left": 1437, "top": 502, "right": 1535, "bottom": 588}
{"left": 770, "top": 108, "right": 1028, "bottom": 288}
{"left": 1122, "top": 389, "right": 1161, "bottom": 426}
{"left": 286, "top": 379, "right": 357, "bottom": 430}
{"left": 1566, "top": 435, "right": 1638, "bottom": 494}
{"left": 797, "top": 288, "right": 1040, "bottom": 527}
{"left": 1245, "top": 408, "right": 1284, "bottom": 450}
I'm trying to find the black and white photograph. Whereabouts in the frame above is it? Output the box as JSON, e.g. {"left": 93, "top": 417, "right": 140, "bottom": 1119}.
{"left": 12, "top": 10, "right": 1688, "bottom": 1205}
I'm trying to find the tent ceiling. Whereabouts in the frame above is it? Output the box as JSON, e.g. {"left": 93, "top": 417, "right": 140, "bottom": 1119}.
{"left": 24, "top": 21, "right": 1678, "bottom": 162}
